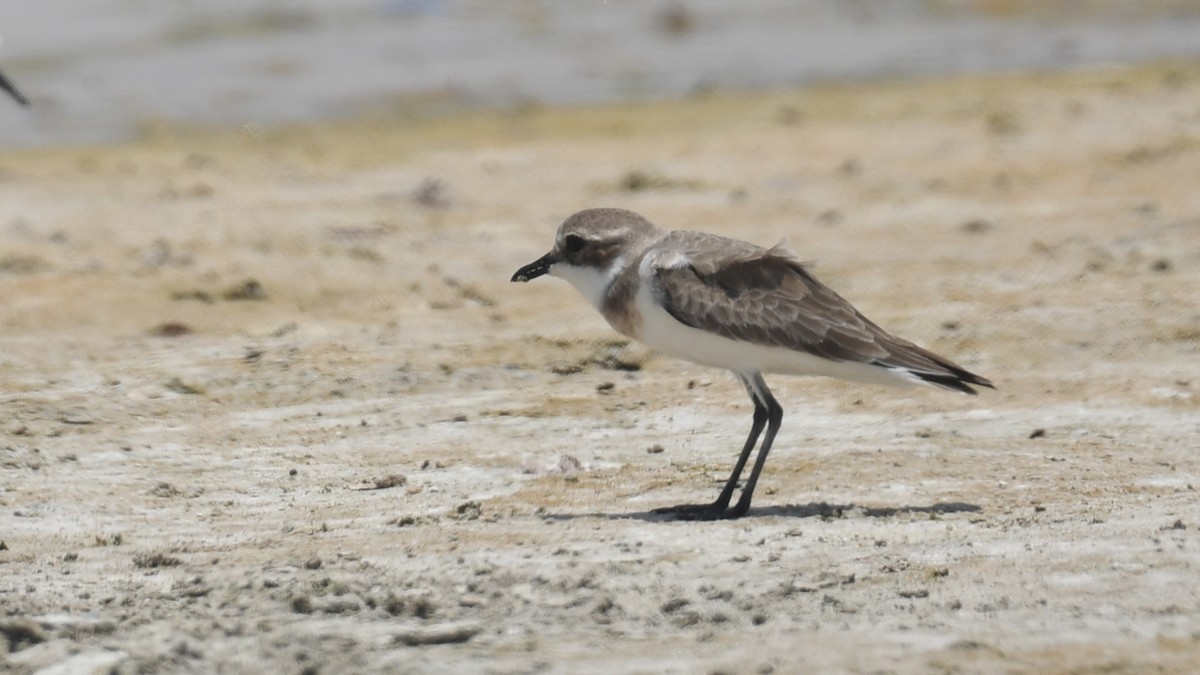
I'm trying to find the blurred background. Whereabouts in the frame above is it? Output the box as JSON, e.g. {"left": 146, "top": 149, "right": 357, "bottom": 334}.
{"left": 2, "top": 0, "right": 1200, "bottom": 148}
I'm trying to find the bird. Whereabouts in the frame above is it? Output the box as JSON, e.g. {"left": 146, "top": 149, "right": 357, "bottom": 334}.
{"left": 0, "top": 68, "right": 29, "bottom": 106}
{"left": 0, "top": 33, "right": 30, "bottom": 106}
{"left": 511, "top": 208, "right": 993, "bottom": 520}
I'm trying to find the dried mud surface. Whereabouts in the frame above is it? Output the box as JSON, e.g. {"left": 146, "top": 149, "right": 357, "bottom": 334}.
{"left": 2, "top": 64, "right": 1199, "bottom": 674}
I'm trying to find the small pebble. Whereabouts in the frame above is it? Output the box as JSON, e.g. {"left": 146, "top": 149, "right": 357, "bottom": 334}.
{"left": 960, "top": 219, "right": 993, "bottom": 234}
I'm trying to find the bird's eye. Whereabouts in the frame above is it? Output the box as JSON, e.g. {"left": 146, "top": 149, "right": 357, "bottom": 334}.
{"left": 564, "top": 234, "right": 586, "bottom": 253}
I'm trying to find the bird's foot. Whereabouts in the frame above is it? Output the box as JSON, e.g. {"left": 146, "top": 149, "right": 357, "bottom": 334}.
{"left": 652, "top": 502, "right": 744, "bottom": 521}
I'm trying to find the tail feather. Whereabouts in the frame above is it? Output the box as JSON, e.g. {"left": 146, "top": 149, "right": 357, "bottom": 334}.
{"left": 911, "top": 369, "right": 991, "bottom": 395}
{"left": 891, "top": 359, "right": 994, "bottom": 395}
{"left": 868, "top": 328, "right": 994, "bottom": 395}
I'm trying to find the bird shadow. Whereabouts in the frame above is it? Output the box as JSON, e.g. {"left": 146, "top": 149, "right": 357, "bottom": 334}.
{"left": 541, "top": 501, "right": 980, "bottom": 523}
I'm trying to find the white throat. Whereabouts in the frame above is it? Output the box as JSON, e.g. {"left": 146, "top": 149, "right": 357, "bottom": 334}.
{"left": 550, "top": 257, "right": 625, "bottom": 310}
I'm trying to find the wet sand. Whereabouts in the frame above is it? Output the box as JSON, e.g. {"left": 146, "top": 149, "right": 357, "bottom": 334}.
{"left": 2, "top": 62, "right": 1199, "bottom": 673}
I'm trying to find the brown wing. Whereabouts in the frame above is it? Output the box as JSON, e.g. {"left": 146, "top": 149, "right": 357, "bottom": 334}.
{"left": 649, "top": 231, "right": 993, "bottom": 392}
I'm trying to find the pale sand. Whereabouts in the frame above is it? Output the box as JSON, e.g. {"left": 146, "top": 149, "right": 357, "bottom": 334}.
{"left": 2, "top": 62, "right": 1198, "bottom": 673}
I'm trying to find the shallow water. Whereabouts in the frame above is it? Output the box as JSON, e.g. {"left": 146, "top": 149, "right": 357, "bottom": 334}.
{"left": 2, "top": 0, "right": 1200, "bottom": 148}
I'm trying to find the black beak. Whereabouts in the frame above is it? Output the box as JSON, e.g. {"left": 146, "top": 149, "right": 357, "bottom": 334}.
{"left": 0, "top": 69, "right": 30, "bottom": 107}
{"left": 511, "top": 252, "right": 556, "bottom": 283}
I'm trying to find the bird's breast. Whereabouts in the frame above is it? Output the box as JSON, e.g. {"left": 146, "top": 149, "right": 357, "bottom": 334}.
{"left": 600, "top": 269, "right": 644, "bottom": 340}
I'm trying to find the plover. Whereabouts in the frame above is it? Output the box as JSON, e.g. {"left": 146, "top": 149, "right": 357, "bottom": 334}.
{"left": 512, "top": 208, "right": 993, "bottom": 520}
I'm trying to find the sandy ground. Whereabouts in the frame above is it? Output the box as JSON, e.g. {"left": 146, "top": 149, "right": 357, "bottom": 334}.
{"left": 2, "top": 62, "right": 1199, "bottom": 674}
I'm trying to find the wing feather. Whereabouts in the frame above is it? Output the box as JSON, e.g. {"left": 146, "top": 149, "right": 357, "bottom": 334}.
{"left": 648, "top": 231, "right": 993, "bottom": 392}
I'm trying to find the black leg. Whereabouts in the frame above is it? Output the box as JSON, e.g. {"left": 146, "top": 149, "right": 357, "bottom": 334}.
{"left": 710, "top": 401, "right": 769, "bottom": 510}
{"left": 654, "top": 372, "right": 781, "bottom": 521}
{"left": 726, "top": 389, "right": 782, "bottom": 518}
